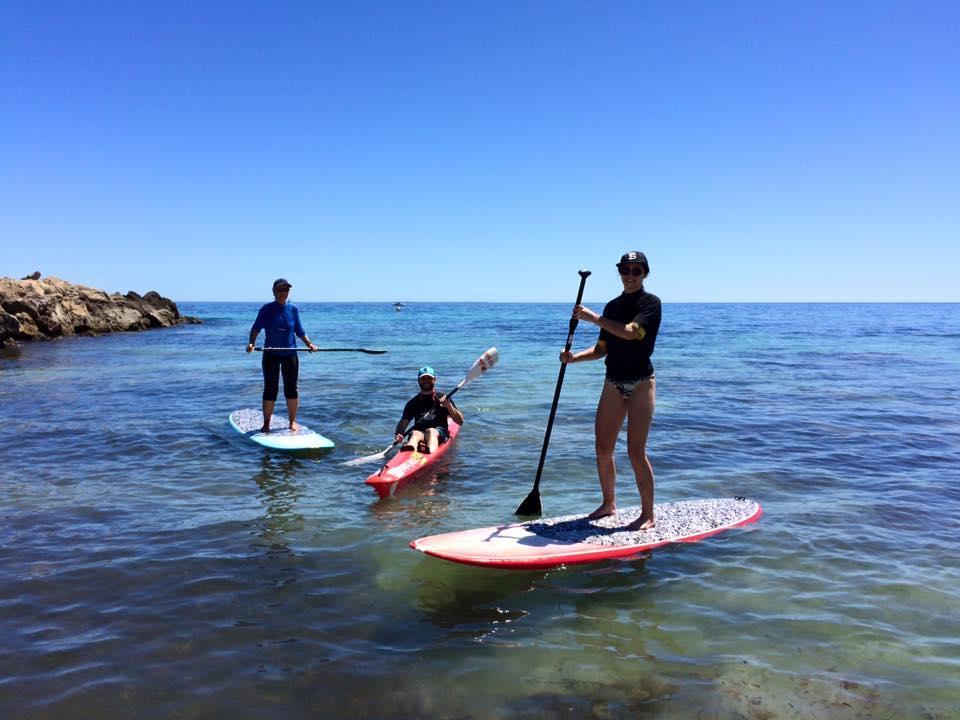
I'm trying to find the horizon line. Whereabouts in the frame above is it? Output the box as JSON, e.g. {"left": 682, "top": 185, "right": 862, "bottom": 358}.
{"left": 176, "top": 299, "right": 960, "bottom": 305}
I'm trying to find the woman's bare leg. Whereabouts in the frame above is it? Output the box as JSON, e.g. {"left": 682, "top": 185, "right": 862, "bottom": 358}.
{"left": 625, "top": 378, "right": 656, "bottom": 530}
{"left": 261, "top": 400, "right": 275, "bottom": 433}
{"left": 589, "top": 381, "right": 628, "bottom": 519}
{"left": 285, "top": 396, "right": 300, "bottom": 431}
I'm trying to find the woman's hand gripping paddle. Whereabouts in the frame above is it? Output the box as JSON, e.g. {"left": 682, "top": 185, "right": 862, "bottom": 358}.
{"left": 341, "top": 347, "right": 499, "bottom": 467}
{"left": 515, "top": 270, "right": 591, "bottom": 516}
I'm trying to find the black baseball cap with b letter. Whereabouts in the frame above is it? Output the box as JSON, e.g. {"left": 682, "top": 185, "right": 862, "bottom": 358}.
{"left": 617, "top": 251, "right": 649, "bottom": 274}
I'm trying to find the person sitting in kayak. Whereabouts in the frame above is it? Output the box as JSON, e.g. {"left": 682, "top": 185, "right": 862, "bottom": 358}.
{"left": 393, "top": 366, "right": 464, "bottom": 454}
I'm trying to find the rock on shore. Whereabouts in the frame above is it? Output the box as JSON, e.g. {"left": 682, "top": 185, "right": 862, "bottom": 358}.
{"left": 1, "top": 274, "right": 201, "bottom": 346}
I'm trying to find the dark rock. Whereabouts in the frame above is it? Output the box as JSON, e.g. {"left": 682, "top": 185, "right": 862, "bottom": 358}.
{"left": 0, "top": 275, "right": 201, "bottom": 346}
{"left": 0, "top": 309, "right": 20, "bottom": 346}
{"left": 143, "top": 290, "right": 181, "bottom": 320}
{"left": 1, "top": 298, "right": 41, "bottom": 324}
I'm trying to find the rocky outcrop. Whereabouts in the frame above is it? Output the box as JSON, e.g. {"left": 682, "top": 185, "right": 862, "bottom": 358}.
{"left": 0, "top": 274, "right": 201, "bottom": 346}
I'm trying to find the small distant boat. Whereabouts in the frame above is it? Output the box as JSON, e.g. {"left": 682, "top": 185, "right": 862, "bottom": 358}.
{"left": 393, "top": 302, "right": 405, "bottom": 311}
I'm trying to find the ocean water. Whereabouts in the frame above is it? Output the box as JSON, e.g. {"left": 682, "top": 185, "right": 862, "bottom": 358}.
{"left": 1, "top": 302, "right": 958, "bottom": 719}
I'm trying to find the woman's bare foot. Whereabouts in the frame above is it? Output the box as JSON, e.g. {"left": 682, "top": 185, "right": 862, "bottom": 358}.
{"left": 289, "top": 421, "right": 300, "bottom": 432}
{"left": 260, "top": 425, "right": 271, "bottom": 434}
{"left": 588, "top": 504, "right": 617, "bottom": 520}
{"left": 625, "top": 515, "right": 655, "bottom": 531}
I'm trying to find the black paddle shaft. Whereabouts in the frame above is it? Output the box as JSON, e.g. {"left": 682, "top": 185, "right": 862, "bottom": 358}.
{"left": 517, "top": 269, "right": 591, "bottom": 515}
{"left": 411, "top": 384, "right": 459, "bottom": 428}
{"left": 255, "top": 347, "right": 387, "bottom": 354}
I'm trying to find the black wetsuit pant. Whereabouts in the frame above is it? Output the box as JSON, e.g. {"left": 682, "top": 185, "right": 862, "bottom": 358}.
{"left": 261, "top": 352, "right": 299, "bottom": 401}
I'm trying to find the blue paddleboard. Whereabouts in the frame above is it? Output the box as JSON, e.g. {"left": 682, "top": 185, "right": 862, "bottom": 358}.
{"left": 229, "top": 408, "right": 334, "bottom": 451}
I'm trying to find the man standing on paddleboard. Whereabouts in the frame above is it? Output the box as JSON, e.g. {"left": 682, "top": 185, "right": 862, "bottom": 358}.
{"left": 246, "top": 278, "right": 318, "bottom": 433}
{"left": 393, "top": 367, "right": 464, "bottom": 454}
{"left": 560, "top": 251, "right": 662, "bottom": 531}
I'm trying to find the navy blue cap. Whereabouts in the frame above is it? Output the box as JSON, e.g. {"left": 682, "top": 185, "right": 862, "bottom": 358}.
{"left": 617, "top": 251, "right": 649, "bottom": 273}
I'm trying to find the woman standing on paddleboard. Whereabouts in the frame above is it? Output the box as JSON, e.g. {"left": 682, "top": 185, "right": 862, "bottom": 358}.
{"left": 246, "top": 278, "right": 318, "bottom": 433}
{"left": 560, "top": 251, "right": 662, "bottom": 530}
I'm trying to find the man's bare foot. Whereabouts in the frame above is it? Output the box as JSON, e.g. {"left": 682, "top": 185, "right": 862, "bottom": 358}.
{"left": 260, "top": 425, "right": 271, "bottom": 434}
{"left": 625, "top": 516, "right": 655, "bottom": 531}
{"left": 588, "top": 504, "right": 617, "bottom": 520}
{"left": 289, "top": 421, "right": 300, "bottom": 432}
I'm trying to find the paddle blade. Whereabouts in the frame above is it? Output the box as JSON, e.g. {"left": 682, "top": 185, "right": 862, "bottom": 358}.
{"left": 515, "top": 489, "right": 542, "bottom": 517}
{"left": 342, "top": 451, "right": 387, "bottom": 467}
{"left": 341, "top": 442, "right": 397, "bottom": 466}
{"left": 462, "top": 347, "right": 498, "bottom": 386}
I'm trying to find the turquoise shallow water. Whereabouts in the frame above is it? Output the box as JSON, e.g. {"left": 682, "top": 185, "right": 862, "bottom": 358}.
{"left": 1, "top": 302, "right": 959, "bottom": 719}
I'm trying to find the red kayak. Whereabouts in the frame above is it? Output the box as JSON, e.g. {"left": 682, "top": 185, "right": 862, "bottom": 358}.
{"left": 365, "top": 418, "right": 461, "bottom": 499}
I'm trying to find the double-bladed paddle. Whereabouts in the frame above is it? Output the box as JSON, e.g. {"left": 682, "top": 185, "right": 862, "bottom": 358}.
{"left": 341, "top": 347, "right": 500, "bottom": 467}
{"left": 255, "top": 347, "right": 387, "bottom": 354}
{"left": 515, "top": 270, "right": 591, "bottom": 516}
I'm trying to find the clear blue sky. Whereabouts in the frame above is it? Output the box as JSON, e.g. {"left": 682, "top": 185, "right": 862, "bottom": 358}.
{"left": 2, "top": 1, "right": 958, "bottom": 302}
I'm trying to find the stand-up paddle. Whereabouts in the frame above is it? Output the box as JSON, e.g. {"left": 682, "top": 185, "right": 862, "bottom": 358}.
{"left": 255, "top": 347, "right": 387, "bottom": 354}
{"left": 515, "top": 270, "right": 591, "bottom": 516}
{"left": 342, "top": 347, "right": 500, "bottom": 467}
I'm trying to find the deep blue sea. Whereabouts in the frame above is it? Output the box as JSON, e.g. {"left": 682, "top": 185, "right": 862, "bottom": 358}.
{"left": 1, "top": 302, "right": 958, "bottom": 719}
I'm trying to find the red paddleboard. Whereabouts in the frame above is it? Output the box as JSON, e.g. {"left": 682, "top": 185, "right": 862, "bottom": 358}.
{"left": 410, "top": 497, "right": 761, "bottom": 569}
{"left": 365, "top": 418, "right": 461, "bottom": 499}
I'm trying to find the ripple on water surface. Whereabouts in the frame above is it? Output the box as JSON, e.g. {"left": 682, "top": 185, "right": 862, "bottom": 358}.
{"left": 2, "top": 302, "right": 959, "bottom": 718}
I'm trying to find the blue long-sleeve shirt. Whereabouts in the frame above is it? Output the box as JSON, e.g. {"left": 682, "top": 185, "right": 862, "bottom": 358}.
{"left": 250, "top": 302, "right": 306, "bottom": 356}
